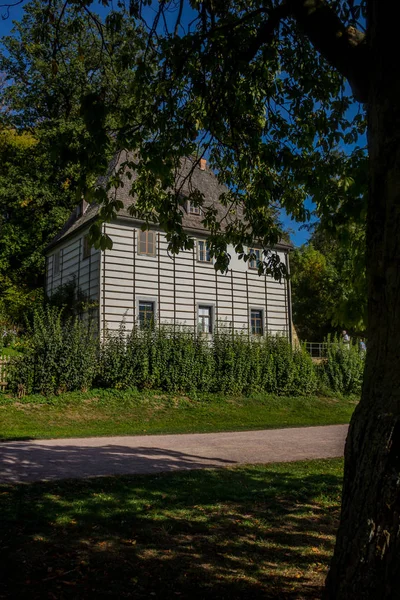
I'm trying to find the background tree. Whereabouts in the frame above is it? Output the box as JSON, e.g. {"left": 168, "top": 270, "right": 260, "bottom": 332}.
{"left": 0, "top": 0, "right": 143, "bottom": 321}
{"left": 291, "top": 243, "right": 338, "bottom": 341}
{"left": 291, "top": 218, "right": 367, "bottom": 341}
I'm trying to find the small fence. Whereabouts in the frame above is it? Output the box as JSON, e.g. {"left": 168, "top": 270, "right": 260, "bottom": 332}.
{"left": 304, "top": 342, "right": 328, "bottom": 359}
{"left": 0, "top": 356, "right": 11, "bottom": 390}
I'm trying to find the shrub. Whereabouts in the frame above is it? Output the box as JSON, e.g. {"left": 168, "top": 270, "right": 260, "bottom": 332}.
{"left": 8, "top": 306, "right": 98, "bottom": 396}
{"left": 97, "top": 325, "right": 317, "bottom": 396}
{"left": 9, "top": 314, "right": 358, "bottom": 398}
{"left": 318, "top": 334, "right": 365, "bottom": 395}
{"left": 98, "top": 325, "right": 215, "bottom": 393}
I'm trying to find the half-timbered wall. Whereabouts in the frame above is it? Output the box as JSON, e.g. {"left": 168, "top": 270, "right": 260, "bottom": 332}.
{"left": 45, "top": 229, "right": 101, "bottom": 323}
{"left": 100, "top": 220, "right": 290, "bottom": 338}
{"left": 46, "top": 220, "right": 290, "bottom": 339}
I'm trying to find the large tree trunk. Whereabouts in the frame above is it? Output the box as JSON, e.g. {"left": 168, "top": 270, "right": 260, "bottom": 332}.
{"left": 324, "top": 1, "right": 400, "bottom": 598}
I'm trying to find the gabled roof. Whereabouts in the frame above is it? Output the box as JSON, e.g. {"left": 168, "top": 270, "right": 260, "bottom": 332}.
{"left": 46, "top": 151, "right": 292, "bottom": 252}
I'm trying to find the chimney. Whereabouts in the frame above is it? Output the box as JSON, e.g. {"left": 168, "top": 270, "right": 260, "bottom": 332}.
{"left": 200, "top": 158, "right": 207, "bottom": 171}
{"left": 76, "top": 197, "right": 89, "bottom": 218}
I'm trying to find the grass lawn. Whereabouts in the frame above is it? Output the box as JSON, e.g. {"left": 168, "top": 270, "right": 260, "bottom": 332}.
{"left": 0, "top": 347, "right": 22, "bottom": 358}
{"left": 0, "top": 458, "right": 343, "bottom": 599}
{"left": 0, "top": 388, "right": 357, "bottom": 440}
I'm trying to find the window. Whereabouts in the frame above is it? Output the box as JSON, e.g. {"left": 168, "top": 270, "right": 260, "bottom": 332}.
{"left": 83, "top": 235, "right": 91, "bottom": 260}
{"left": 138, "top": 230, "right": 156, "bottom": 256}
{"left": 139, "top": 301, "right": 155, "bottom": 329}
{"left": 197, "top": 240, "right": 211, "bottom": 263}
{"left": 250, "top": 309, "right": 264, "bottom": 335}
{"left": 188, "top": 201, "right": 201, "bottom": 215}
{"left": 53, "top": 251, "right": 60, "bottom": 276}
{"left": 249, "top": 248, "right": 261, "bottom": 270}
{"left": 198, "top": 305, "right": 212, "bottom": 334}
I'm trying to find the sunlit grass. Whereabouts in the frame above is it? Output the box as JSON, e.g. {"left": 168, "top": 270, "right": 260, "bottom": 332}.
{"left": 0, "top": 388, "right": 356, "bottom": 440}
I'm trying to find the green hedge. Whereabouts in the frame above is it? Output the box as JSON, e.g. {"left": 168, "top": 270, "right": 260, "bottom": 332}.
{"left": 97, "top": 326, "right": 317, "bottom": 395}
{"left": 7, "top": 308, "right": 365, "bottom": 397}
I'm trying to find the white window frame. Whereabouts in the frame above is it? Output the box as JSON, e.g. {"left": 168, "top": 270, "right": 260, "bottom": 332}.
{"left": 138, "top": 230, "right": 156, "bottom": 257}
{"left": 250, "top": 307, "right": 264, "bottom": 336}
{"left": 249, "top": 248, "right": 262, "bottom": 270}
{"left": 137, "top": 297, "right": 157, "bottom": 329}
{"left": 197, "top": 240, "right": 212, "bottom": 263}
{"left": 197, "top": 304, "right": 214, "bottom": 334}
{"left": 187, "top": 201, "right": 201, "bottom": 215}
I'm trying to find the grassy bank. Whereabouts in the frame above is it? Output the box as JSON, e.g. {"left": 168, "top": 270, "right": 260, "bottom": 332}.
{"left": 0, "top": 389, "right": 357, "bottom": 440}
{"left": 0, "top": 458, "right": 343, "bottom": 599}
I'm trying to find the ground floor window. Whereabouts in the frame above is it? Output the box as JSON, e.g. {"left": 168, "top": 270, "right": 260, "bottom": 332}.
{"left": 250, "top": 309, "right": 263, "bottom": 335}
{"left": 139, "top": 301, "right": 155, "bottom": 329}
{"left": 198, "top": 305, "right": 212, "bottom": 333}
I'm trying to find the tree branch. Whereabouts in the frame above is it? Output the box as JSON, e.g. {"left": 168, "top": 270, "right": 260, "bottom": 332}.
{"left": 240, "top": 2, "right": 292, "bottom": 63}
{"left": 239, "top": 0, "right": 368, "bottom": 102}
{"left": 287, "top": 0, "right": 369, "bottom": 102}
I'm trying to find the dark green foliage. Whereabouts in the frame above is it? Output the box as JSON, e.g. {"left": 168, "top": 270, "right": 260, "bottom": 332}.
{"left": 8, "top": 306, "right": 98, "bottom": 396}
{"left": 98, "top": 325, "right": 317, "bottom": 396}
{"left": 318, "top": 335, "right": 365, "bottom": 395}
{"left": 0, "top": 0, "right": 138, "bottom": 323}
{"left": 99, "top": 325, "right": 215, "bottom": 393}
{"left": 47, "top": 277, "right": 98, "bottom": 319}
{"left": 291, "top": 222, "right": 367, "bottom": 342}
{"left": 213, "top": 331, "right": 318, "bottom": 395}
{"left": 8, "top": 309, "right": 365, "bottom": 398}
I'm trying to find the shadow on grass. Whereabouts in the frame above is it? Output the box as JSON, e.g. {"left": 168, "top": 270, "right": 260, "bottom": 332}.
{"left": 0, "top": 461, "right": 342, "bottom": 599}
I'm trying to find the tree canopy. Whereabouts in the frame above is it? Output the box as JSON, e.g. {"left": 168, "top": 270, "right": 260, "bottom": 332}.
{"left": 0, "top": 0, "right": 141, "bottom": 320}
{"left": 291, "top": 217, "right": 366, "bottom": 341}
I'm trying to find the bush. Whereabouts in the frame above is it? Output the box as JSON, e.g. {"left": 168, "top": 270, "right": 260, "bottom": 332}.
{"left": 98, "top": 325, "right": 215, "bottom": 393}
{"left": 8, "top": 312, "right": 361, "bottom": 398}
{"left": 8, "top": 306, "right": 98, "bottom": 396}
{"left": 98, "top": 325, "right": 317, "bottom": 396}
{"left": 318, "top": 335, "right": 365, "bottom": 395}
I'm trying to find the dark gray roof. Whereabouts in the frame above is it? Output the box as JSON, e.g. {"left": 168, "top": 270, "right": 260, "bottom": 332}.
{"left": 46, "top": 151, "right": 292, "bottom": 251}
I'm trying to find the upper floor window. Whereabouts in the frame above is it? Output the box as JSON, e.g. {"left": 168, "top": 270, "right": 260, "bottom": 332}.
{"left": 139, "top": 301, "right": 155, "bottom": 329}
{"left": 249, "top": 248, "right": 262, "bottom": 270}
{"left": 188, "top": 201, "right": 201, "bottom": 215}
{"left": 83, "top": 235, "right": 91, "bottom": 260}
{"left": 250, "top": 309, "right": 264, "bottom": 335}
{"left": 197, "top": 240, "right": 211, "bottom": 263}
{"left": 138, "top": 230, "right": 156, "bottom": 256}
{"left": 198, "top": 305, "right": 213, "bottom": 334}
{"left": 53, "top": 250, "right": 60, "bottom": 276}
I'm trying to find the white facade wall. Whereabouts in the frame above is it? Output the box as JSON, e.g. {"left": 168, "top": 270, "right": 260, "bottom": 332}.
{"left": 45, "top": 229, "right": 101, "bottom": 319}
{"left": 46, "top": 220, "right": 291, "bottom": 339}
{"left": 101, "top": 220, "right": 290, "bottom": 338}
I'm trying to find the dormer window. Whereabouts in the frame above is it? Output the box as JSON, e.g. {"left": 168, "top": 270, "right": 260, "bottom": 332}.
{"left": 187, "top": 201, "right": 201, "bottom": 215}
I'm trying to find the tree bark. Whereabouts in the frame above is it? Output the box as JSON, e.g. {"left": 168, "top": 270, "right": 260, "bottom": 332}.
{"left": 324, "top": 1, "right": 400, "bottom": 597}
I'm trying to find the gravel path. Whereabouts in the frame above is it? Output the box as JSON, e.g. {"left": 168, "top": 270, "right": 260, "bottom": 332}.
{"left": 0, "top": 424, "right": 348, "bottom": 483}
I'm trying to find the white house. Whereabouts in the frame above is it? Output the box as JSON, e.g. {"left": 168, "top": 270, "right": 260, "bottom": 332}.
{"left": 45, "top": 153, "right": 293, "bottom": 341}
